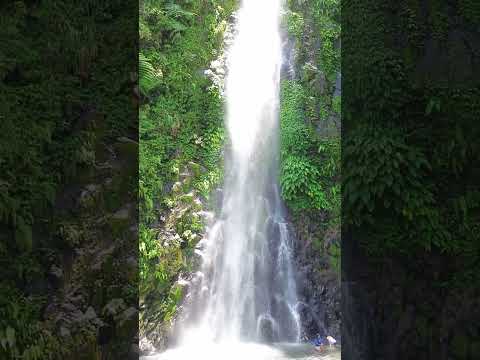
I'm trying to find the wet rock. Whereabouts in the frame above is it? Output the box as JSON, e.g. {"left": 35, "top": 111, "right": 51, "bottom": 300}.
{"left": 114, "top": 137, "right": 138, "bottom": 159}
{"left": 139, "top": 337, "right": 156, "bottom": 355}
{"left": 187, "top": 161, "right": 206, "bottom": 177}
{"left": 84, "top": 306, "right": 97, "bottom": 321}
{"left": 109, "top": 206, "right": 132, "bottom": 235}
{"left": 60, "top": 326, "right": 71, "bottom": 338}
{"left": 258, "top": 318, "right": 275, "bottom": 343}
{"left": 302, "top": 62, "right": 318, "bottom": 83}
{"left": 125, "top": 256, "right": 138, "bottom": 282}
{"left": 91, "top": 244, "right": 116, "bottom": 272}
{"left": 103, "top": 298, "right": 126, "bottom": 317}
{"left": 112, "top": 207, "right": 130, "bottom": 220}
{"left": 292, "top": 211, "right": 341, "bottom": 343}
{"left": 49, "top": 264, "right": 63, "bottom": 280}
{"left": 172, "top": 181, "right": 183, "bottom": 193}
{"left": 115, "top": 307, "right": 139, "bottom": 339}
{"left": 62, "top": 302, "right": 78, "bottom": 312}
{"left": 79, "top": 184, "right": 101, "bottom": 208}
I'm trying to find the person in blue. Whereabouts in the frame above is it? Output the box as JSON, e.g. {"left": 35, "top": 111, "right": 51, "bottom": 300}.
{"left": 310, "top": 334, "right": 327, "bottom": 352}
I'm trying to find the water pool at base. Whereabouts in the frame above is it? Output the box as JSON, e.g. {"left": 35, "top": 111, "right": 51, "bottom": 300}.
{"left": 141, "top": 343, "right": 341, "bottom": 360}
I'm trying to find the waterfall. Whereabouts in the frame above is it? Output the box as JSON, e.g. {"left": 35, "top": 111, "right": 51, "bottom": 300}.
{"left": 177, "top": 0, "right": 301, "bottom": 344}
{"left": 142, "top": 1, "right": 319, "bottom": 358}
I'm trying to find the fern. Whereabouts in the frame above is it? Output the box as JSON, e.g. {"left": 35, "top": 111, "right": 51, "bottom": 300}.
{"left": 139, "top": 53, "right": 162, "bottom": 95}
{"left": 164, "top": 3, "right": 195, "bottom": 20}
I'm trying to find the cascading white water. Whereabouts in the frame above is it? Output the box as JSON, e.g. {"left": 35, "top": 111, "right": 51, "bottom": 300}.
{"left": 175, "top": 0, "right": 301, "bottom": 344}
{"left": 141, "top": 0, "right": 341, "bottom": 358}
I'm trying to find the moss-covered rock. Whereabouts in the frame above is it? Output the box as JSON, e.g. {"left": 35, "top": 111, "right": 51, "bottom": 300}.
{"left": 108, "top": 205, "right": 133, "bottom": 236}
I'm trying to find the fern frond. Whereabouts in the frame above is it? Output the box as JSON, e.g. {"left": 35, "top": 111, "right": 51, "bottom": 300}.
{"left": 164, "top": 3, "right": 195, "bottom": 19}
{"left": 139, "top": 53, "right": 162, "bottom": 95}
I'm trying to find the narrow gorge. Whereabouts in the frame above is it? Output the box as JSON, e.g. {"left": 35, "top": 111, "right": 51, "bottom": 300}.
{"left": 139, "top": 0, "right": 341, "bottom": 359}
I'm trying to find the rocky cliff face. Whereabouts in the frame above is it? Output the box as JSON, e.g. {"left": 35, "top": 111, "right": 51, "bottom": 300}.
{"left": 43, "top": 132, "right": 139, "bottom": 359}
{"left": 281, "top": 0, "right": 341, "bottom": 345}
{"left": 341, "top": 1, "right": 480, "bottom": 359}
{"left": 342, "top": 235, "right": 480, "bottom": 360}
{"left": 0, "top": 1, "right": 139, "bottom": 357}
{"left": 293, "top": 214, "right": 341, "bottom": 343}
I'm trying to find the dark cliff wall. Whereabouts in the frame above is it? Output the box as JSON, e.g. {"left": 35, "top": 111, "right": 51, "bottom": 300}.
{"left": 281, "top": 0, "right": 341, "bottom": 343}
{"left": 0, "top": 1, "right": 138, "bottom": 358}
{"left": 342, "top": 1, "right": 480, "bottom": 359}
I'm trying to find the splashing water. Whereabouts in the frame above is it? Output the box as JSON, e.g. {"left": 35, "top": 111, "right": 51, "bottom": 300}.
{"left": 141, "top": 0, "right": 341, "bottom": 358}
{"left": 143, "top": 342, "right": 341, "bottom": 360}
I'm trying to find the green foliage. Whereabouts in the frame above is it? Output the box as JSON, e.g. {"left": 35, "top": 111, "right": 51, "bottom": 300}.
{"left": 318, "top": 138, "right": 340, "bottom": 178}
{"left": 280, "top": 79, "right": 340, "bottom": 214}
{"left": 1, "top": 0, "right": 137, "bottom": 357}
{"left": 139, "top": 225, "right": 184, "bottom": 293}
{"left": 0, "top": 0, "right": 136, "bottom": 252}
{"left": 0, "top": 285, "right": 60, "bottom": 359}
{"left": 315, "top": 18, "right": 340, "bottom": 83}
{"left": 281, "top": 0, "right": 341, "bottom": 269}
{"left": 314, "top": 0, "right": 340, "bottom": 17}
{"left": 289, "top": 0, "right": 340, "bottom": 83}
{"left": 343, "top": 0, "right": 480, "bottom": 266}
{"left": 281, "top": 156, "right": 327, "bottom": 210}
{"left": 139, "top": 0, "right": 236, "bottom": 330}
{"left": 328, "top": 242, "right": 341, "bottom": 273}
{"left": 139, "top": 52, "right": 162, "bottom": 95}
{"left": 318, "top": 137, "right": 340, "bottom": 220}
{"left": 343, "top": 124, "right": 432, "bottom": 223}
{"left": 332, "top": 95, "right": 341, "bottom": 116}
{"left": 459, "top": 0, "right": 480, "bottom": 25}
{"left": 284, "top": 10, "right": 304, "bottom": 38}
{"left": 342, "top": 123, "right": 456, "bottom": 254}
{"left": 162, "top": 284, "right": 183, "bottom": 323}
{"left": 280, "top": 80, "right": 321, "bottom": 210}
{"left": 280, "top": 81, "right": 315, "bottom": 156}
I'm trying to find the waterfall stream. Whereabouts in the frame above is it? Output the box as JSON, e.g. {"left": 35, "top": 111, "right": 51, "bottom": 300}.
{"left": 179, "top": 0, "right": 300, "bottom": 343}
{"left": 143, "top": 0, "right": 339, "bottom": 358}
